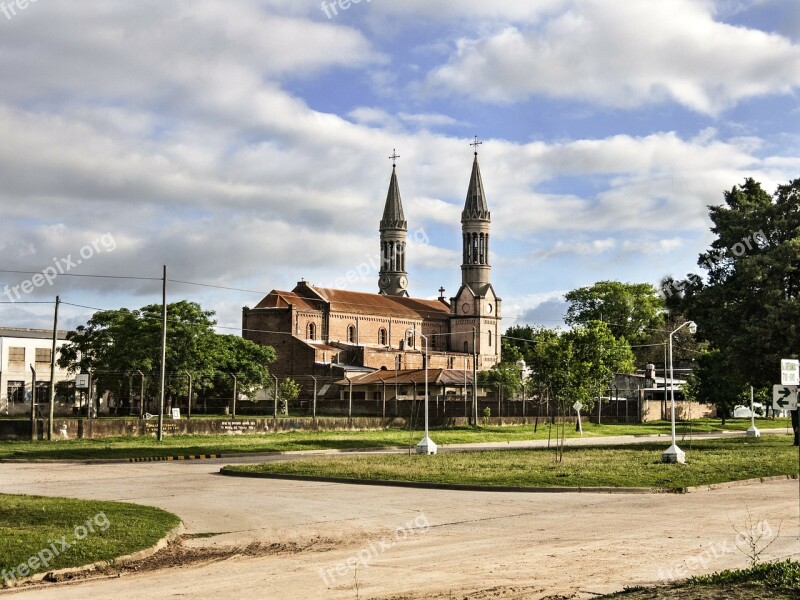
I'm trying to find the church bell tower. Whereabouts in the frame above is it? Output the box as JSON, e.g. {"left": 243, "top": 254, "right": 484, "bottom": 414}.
{"left": 451, "top": 137, "right": 502, "bottom": 369}
{"left": 378, "top": 151, "right": 409, "bottom": 297}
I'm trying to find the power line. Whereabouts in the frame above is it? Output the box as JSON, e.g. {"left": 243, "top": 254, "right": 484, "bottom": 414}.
{"left": 0, "top": 269, "right": 160, "bottom": 281}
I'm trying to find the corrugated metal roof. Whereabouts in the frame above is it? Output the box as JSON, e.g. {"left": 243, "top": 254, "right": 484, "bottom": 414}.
{"left": 338, "top": 369, "right": 474, "bottom": 386}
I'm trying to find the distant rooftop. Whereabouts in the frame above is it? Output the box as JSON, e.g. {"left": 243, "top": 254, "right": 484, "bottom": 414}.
{"left": 0, "top": 327, "right": 70, "bottom": 341}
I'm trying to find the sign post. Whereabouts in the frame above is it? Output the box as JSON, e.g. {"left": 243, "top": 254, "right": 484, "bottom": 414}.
{"left": 781, "top": 359, "right": 799, "bottom": 386}
{"left": 573, "top": 401, "right": 583, "bottom": 436}
{"left": 778, "top": 359, "right": 800, "bottom": 545}
{"left": 772, "top": 385, "right": 798, "bottom": 412}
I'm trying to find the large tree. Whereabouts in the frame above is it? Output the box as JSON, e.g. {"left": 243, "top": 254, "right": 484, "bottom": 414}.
{"left": 678, "top": 178, "right": 800, "bottom": 389}
{"left": 564, "top": 281, "right": 665, "bottom": 347}
{"left": 59, "top": 301, "right": 275, "bottom": 411}
{"left": 502, "top": 322, "right": 635, "bottom": 415}
{"left": 685, "top": 349, "right": 750, "bottom": 425}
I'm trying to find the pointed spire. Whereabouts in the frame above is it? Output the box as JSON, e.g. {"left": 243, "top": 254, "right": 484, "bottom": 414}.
{"left": 381, "top": 162, "right": 406, "bottom": 229}
{"left": 463, "top": 152, "right": 489, "bottom": 220}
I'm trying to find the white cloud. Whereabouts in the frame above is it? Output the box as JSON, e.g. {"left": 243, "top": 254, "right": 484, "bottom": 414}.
{"left": 425, "top": 0, "right": 800, "bottom": 114}
{"left": 0, "top": 0, "right": 797, "bottom": 332}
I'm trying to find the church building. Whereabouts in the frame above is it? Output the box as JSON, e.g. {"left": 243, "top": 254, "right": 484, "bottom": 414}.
{"left": 242, "top": 146, "right": 502, "bottom": 384}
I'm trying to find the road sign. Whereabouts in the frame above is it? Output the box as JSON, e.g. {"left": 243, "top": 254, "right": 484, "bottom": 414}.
{"left": 781, "top": 359, "right": 799, "bottom": 386}
{"left": 572, "top": 401, "right": 583, "bottom": 413}
{"left": 772, "top": 385, "right": 798, "bottom": 410}
{"left": 75, "top": 374, "right": 89, "bottom": 389}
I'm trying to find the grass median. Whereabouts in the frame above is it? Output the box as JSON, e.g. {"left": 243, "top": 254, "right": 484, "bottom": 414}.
{"left": 0, "top": 494, "right": 180, "bottom": 586}
{"left": 223, "top": 436, "right": 798, "bottom": 490}
{"left": 603, "top": 560, "right": 800, "bottom": 599}
{"left": 0, "top": 418, "right": 791, "bottom": 461}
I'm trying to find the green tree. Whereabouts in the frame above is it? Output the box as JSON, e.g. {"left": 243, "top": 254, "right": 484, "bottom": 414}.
{"left": 561, "top": 321, "right": 636, "bottom": 412}
{"left": 678, "top": 178, "right": 800, "bottom": 389}
{"left": 564, "top": 281, "right": 665, "bottom": 348}
{"left": 503, "top": 322, "right": 635, "bottom": 416}
{"left": 478, "top": 362, "right": 522, "bottom": 400}
{"left": 59, "top": 301, "right": 275, "bottom": 412}
{"left": 278, "top": 378, "right": 300, "bottom": 413}
{"left": 685, "top": 349, "right": 748, "bottom": 425}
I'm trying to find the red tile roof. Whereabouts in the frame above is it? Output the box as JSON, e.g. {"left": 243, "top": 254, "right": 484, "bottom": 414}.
{"left": 311, "top": 286, "right": 450, "bottom": 320}
{"left": 254, "top": 284, "right": 450, "bottom": 321}
{"left": 254, "top": 291, "right": 320, "bottom": 312}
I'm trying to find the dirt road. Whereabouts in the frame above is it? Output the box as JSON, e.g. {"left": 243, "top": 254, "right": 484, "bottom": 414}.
{"left": 1, "top": 450, "right": 798, "bottom": 599}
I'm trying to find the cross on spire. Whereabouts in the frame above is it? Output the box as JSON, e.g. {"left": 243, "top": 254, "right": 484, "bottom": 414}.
{"left": 470, "top": 135, "right": 483, "bottom": 155}
{"left": 389, "top": 149, "right": 400, "bottom": 166}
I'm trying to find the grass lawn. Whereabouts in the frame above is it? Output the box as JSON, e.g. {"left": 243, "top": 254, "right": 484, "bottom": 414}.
{"left": 602, "top": 560, "right": 800, "bottom": 599}
{"left": 0, "top": 418, "right": 791, "bottom": 461}
{"left": 223, "top": 436, "right": 799, "bottom": 489}
{"left": 0, "top": 494, "right": 180, "bottom": 585}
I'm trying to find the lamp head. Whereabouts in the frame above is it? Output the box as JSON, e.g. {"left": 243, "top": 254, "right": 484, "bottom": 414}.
{"left": 688, "top": 322, "right": 697, "bottom": 335}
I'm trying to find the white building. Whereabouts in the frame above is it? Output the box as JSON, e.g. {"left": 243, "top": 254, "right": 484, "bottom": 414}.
{"left": 0, "top": 328, "right": 72, "bottom": 416}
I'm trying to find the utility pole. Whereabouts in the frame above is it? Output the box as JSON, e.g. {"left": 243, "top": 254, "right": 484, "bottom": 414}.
{"left": 48, "top": 296, "right": 60, "bottom": 440}
{"left": 185, "top": 371, "right": 193, "bottom": 420}
{"left": 273, "top": 375, "right": 278, "bottom": 419}
{"left": 157, "top": 265, "right": 167, "bottom": 442}
{"left": 231, "top": 374, "right": 237, "bottom": 419}
{"left": 472, "top": 326, "right": 478, "bottom": 425}
{"left": 137, "top": 370, "right": 145, "bottom": 419}
{"left": 310, "top": 375, "right": 317, "bottom": 419}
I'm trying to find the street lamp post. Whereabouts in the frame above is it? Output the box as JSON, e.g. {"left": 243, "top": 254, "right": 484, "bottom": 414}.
{"left": 662, "top": 321, "right": 697, "bottom": 464}
{"left": 407, "top": 329, "right": 437, "bottom": 455}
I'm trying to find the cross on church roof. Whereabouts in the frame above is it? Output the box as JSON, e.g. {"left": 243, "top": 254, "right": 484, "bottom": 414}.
{"left": 389, "top": 149, "right": 400, "bottom": 166}
{"left": 470, "top": 135, "right": 482, "bottom": 155}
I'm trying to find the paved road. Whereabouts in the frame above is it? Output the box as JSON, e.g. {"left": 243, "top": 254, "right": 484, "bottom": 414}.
{"left": 1, "top": 432, "right": 798, "bottom": 599}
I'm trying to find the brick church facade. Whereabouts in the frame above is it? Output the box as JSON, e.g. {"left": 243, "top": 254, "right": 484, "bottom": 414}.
{"left": 242, "top": 148, "right": 502, "bottom": 383}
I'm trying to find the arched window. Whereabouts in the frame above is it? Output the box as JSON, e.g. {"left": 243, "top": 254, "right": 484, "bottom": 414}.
{"left": 464, "top": 341, "right": 469, "bottom": 353}
{"left": 348, "top": 325, "right": 356, "bottom": 344}
{"left": 307, "top": 322, "right": 316, "bottom": 341}
{"left": 406, "top": 332, "right": 415, "bottom": 349}
{"left": 430, "top": 335, "right": 436, "bottom": 349}
{"left": 488, "top": 330, "right": 492, "bottom": 347}
{"left": 379, "top": 328, "right": 388, "bottom": 346}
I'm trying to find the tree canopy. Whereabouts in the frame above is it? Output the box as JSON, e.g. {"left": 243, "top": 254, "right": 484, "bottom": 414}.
{"left": 678, "top": 177, "right": 800, "bottom": 389}
{"left": 501, "top": 322, "right": 635, "bottom": 413}
{"left": 58, "top": 301, "right": 275, "bottom": 408}
{"left": 564, "top": 281, "right": 665, "bottom": 346}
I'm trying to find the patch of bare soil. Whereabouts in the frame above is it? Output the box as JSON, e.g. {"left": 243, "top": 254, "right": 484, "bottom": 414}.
{"left": 20, "top": 534, "right": 337, "bottom": 588}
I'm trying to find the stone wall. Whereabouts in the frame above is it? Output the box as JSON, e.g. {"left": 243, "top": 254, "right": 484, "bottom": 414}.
{"left": 0, "top": 414, "right": 545, "bottom": 440}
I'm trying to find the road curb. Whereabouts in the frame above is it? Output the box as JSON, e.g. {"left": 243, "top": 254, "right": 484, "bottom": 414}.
{"left": 680, "top": 473, "right": 798, "bottom": 493}
{"left": 128, "top": 454, "right": 223, "bottom": 463}
{"left": 218, "top": 468, "right": 677, "bottom": 494}
{"left": 219, "top": 470, "right": 799, "bottom": 495}
{"left": 0, "top": 522, "right": 184, "bottom": 590}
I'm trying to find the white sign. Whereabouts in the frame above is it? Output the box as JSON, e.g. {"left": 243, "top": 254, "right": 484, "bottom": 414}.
{"left": 75, "top": 374, "right": 89, "bottom": 389}
{"left": 171, "top": 408, "right": 181, "bottom": 420}
{"left": 572, "top": 401, "right": 583, "bottom": 413}
{"left": 781, "top": 359, "right": 799, "bottom": 386}
{"left": 772, "top": 385, "right": 798, "bottom": 410}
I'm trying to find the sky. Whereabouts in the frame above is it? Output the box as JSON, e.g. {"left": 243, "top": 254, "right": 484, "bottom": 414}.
{"left": 1, "top": 0, "right": 799, "bottom": 335}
